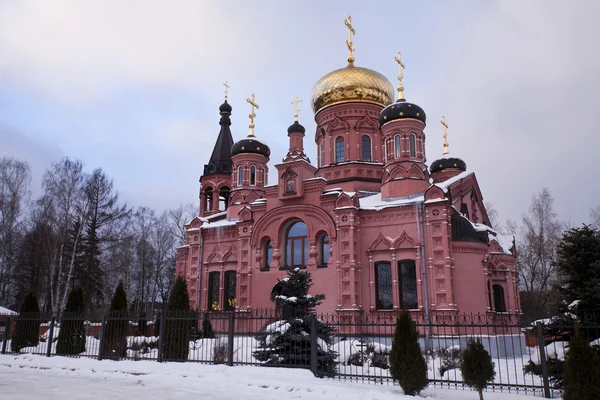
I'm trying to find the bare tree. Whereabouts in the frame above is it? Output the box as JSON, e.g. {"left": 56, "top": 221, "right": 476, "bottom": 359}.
{"left": 167, "top": 203, "right": 196, "bottom": 245}
{"left": 0, "top": 157, "right": 31, "bottom": 305}
{"left": 591, "top": 205, "right": 600, "bottom": 229}
{"left": 516, "top": 188, "right": 563, "bottom": 321}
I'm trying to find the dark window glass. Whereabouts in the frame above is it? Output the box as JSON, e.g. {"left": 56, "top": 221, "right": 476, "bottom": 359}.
{"left": 223, "top": 271, "right": 236, "bottom": 311}
{"left": 493, "top": 285, "right": 506, "bottom": 312}
{"left": 361, "top": 135, "right": 372, "bottom": 161}
{"left": 207, "top": 272, "right": 220, "bottom": 311}
{"left": 250, "top": 166, "right": 256, "bottom": 185}
{"left": 394, "top": 135, "right": 401, "bottom": 158}
{"left": 263, "top": 239, "right": 273, "bottom": 269}
{"left": 409, "top": 134, "right": 416, "bottom": 157}
{"left": 335, "top": 137, "right": 345, "bottom": 163}
{"left": 375, "top": 262, "right": 393, "bottom": 310}
{"left": 237, "top": 166, "right": 243, "bottom": 185}
{"left": 320, "top": 235, "right": 329, "bottom": 265}
{"left": 398, "top": 260, "right": 418, "bottom": 310}
{"left": 285, "top": 221, "right": 308, "bottom": 267}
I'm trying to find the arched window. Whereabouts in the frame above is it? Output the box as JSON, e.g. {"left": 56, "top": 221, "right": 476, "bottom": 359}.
{"left": 250, "top": 165, "right": 256, "bottom": 186}
{"left": 375, "top": 262, "right": 393, "bottom": 310}
{"left": 361, "top": 135, "right": 372, "bottom": 162}
{"left": 285, "top": 221, "right": 308, "bottom": 267}
{"left": 219, "top": 187, "right": 230, "bottom": 211}
{"left": 223, "top": 270, "right": 236, "bottom": 311}
{"left": 237, "top": 166, "right": 243, "bottom": 186}
{"left": 493, "top": 284, "right": 506, "bottom": 312}
{"left": 335, "top": 137, "right": 345, "bottom": 163}
{"left": 319, "top": 234, "right": 330, "bottom": 266}
{"left": 262, "top": 238, "right": 273, "bottom": 270}
{"left": 409, "top": 134, "right": 416, "bottom": 157}
{"left": 207, "top": 271, "right": 220, "bottom": 311}
{"left": 398, "top": 260, "right": 418, "bottom": 310}
{"left": 205, "top": 187, "right": 213, "bottom": 212}
{"left": 394, "top": 135, "right": 401, "bottom": 158}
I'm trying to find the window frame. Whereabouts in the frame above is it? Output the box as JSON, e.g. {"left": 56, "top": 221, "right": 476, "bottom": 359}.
{"left": 409, "top": 134, "right": 416, "bottom": 158}
{"left": 207, "top": 271, "right": 220, "bottom": 311}
{"left": 237, "top": 166, "right": 243, "bottom": 186}
{"left": 250, "top": 165, "right": 256, "bottom": 186}
{"left": 398, "top": 259, "right": 418, "bottom": 310}
{"left": 375, "top": 261, "right": 393, "bottom": 310}
{"left": 318, "top": 234, "right": 330, "bottom": 267}
{"left": 223, "top": 270, "right": 237, "bottom": 311}
{"left": 285, "top": 221, "right": 308, "bottom": 268}
{"left": 394, "top": 135, "right": 401, "bottom": 158}
{"left": 205, "top": 187, "right": 213, "bottom": 212}
{"left": 262, "top": 238, "right": 273, "bottom": 270}
{"left": 492, "top": 284, "right": 507, "bottom": 313}
{"left": 335, "top": 137, "right": 345, "bottom": 163}
{"left": 361, "top": 135, "right": 372, "bottom": 162}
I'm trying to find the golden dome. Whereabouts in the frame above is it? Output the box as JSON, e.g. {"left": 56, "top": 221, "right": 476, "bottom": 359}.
{"left": 311, "top": 64, "right": 395, "bottom": 114}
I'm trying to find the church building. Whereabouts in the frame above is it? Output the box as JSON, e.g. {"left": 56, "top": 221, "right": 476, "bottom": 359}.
{"left": 176, "top": 18, "right": 520, "bottom": 321}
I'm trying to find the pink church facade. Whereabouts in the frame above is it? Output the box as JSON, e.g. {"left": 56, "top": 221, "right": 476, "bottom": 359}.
{"left": 176, "top": 49, "right": 520, "bottom": 324}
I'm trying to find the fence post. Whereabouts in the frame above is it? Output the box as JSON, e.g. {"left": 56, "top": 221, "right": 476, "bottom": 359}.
{"left": 157, "top": 312, "right": 165, "bottom": 363}
{"left": 310, "top": 315, "right": 317, "bottom": 375}
{"left": 536, "top": 322, "right": 551, "bottom": 398}
{"left": 46, "top": 317, "right": 55, "bottom": 357}
{"left": 98, "top": 316, "right": 106, "bottom": 361}
{"left": 1, "top": 317, "right": 10, "bottom": 354}
{"left": 227, "top": 314, "right": 234, "bottom": 366}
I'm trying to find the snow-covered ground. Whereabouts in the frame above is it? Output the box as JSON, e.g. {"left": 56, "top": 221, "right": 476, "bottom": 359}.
{"left": 0, "top": 354, "right": 543, "bottom": 400}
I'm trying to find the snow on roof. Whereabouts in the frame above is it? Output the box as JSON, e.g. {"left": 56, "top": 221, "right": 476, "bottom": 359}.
{"left": 0, "top": 306, "right": 17, "bottom": 315}
{"left": 186, "top": 227, "right": 200, "bottom": 232}
{"left": 201, "top": 218, "right": 238, "bottom": 229}
{"left": 359, "top": 193, "right": 424, "bottom": 211}
{"left": 434, "top": 171, "right": 474, "bottom": 192}
{"left": 304, "top": 177, "right": 327, "bottom": 182}
{"left": 206, "top": 211, "right": 227, "bottom": 220}
{"left": 466, "top": 219, "right": 514, "bottom": 255}
{"left": 250, "top": 198, "right": 267, "bottom": 206}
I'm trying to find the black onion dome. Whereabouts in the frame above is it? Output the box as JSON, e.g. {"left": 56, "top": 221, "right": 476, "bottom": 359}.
{"left": 231, "top": 137, "right": 271, "bottom": 158}
{"left": 430, "top": 157, "right": 467, "bottom": 174}
{"left": 379, "top": 98, "right": 426, "bottom": 127}
{"left": 219, "top": 100, "right": 232, "bottom": 114}
{"left": 287, "top": 121, "right": 306, "bottom": 134}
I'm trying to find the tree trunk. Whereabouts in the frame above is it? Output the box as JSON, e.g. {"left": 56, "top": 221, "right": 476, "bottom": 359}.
{"left": 478, "top": 389, "right": 484, "bottom": 400}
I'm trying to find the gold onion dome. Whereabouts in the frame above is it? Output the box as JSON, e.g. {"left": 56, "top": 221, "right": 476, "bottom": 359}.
{"left": 311, "top": 65, "right": 395, "bottom": 114}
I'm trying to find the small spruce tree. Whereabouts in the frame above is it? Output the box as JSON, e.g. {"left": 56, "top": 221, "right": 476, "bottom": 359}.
{"left": 563, "top": 330, "right": 600, "bottom": 400}
{"left": 201, "top": 314, "right": 215, "bottom": 339}
{"left": 162, "top": 277, "right": 194, "bottom": 361}
{"left": 102, "top": 281, "right": 128, "bottom": 359}
{"left": 56, "top": 288, "right": 86, "bottom": 355}
{"left": 11, "top": 293, "right": 41, "bottom": 353}
{"left": 253, "top": 268, "right": 337, "bottom": 376}
{"left": 460, "top": 340, "right": 496, "bottom": 400}
{"left": 389, "top": 312, "right": 428, "bottom": 396}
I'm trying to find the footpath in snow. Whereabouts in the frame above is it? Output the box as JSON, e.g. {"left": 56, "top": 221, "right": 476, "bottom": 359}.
{"left": 0, "top": 354, "right": 536, "bottom": 400}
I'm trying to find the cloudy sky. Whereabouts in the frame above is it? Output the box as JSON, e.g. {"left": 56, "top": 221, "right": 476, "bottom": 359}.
{"left": 1, "top": 0, "right": 599, "bottom": 227}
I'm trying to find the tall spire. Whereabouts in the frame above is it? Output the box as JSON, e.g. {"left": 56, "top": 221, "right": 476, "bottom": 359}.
{"left": 246, "top": 93, "right": 259, "bottom": 137}
{"left": 203, "top": 100, "right": 234, "bottom": 176}
{"left": 394, "top": 51, "right": 406, "bottom": 101}
{"left": 344, "top": 15, "right": 356, "bottom": 66}
{"left": 441, "top": 115, "right": 449, "bottom": 155}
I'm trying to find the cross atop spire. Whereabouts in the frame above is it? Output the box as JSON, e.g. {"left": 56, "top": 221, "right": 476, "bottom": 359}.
{"left": 223, "top": 81, "right": 230, "bottom": 100}
{"left": 246, "top": 93, "right": 259, "bottom": 137}
{"left": 394, "top": 51, "right": 406, "bottom": 100}
{"left": 344, "top": 15, "right": 356, "bottom": 65}
{"left": 441, "top": 115, "right": 449, "bottom": 155}
{"left": 291, "top": 96, "right": 302, "bottom": 122}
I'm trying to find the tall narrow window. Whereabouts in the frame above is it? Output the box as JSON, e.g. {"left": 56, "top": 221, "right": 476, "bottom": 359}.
{"left": 250, "top": 165, "right": 256, "bottom": 185}
{"left": 319, "top": 141, "right": 323, "bottom": 166}
{"left": 394, "top": 135, "right": 401, "bottom": 158}
{"left": 262, "top": 238, "right": 273, "bottom": 270}
{"left": 207, "top": 272, "right": 220, "bottom": 311}
{"left": 223, "top": 271, "right": 237, "bottom": 311}
{"left": 493, "top": 285, "right": 506, "bottom": 312}
{"left": 335, "top": 137, "right": 345, "bottom": 163}
{"left": 398, "top": 260, "right": 418, "bottom": 310}
{"left": 361, "top": 135, "right": 372, "bottom": 162}
{"left": 219, "top": 187, "right": 230, "bottom": 211}
{"left": 262, "top": 168, "right": 267, "bottom": 186}
{"left": 319, "top": 234, "right": 330, "bottom": 266}
{"left": 409, "top": 134, "right": 416, "bottom": 157}
{"left": 285, "top": 221, "right": 308, "bottom": 267}
{"left": 237, "top": 166, "right": 243, "bottom": 186}
{"left": 375, "top": 262, "right": 393, "bottom": 310}
{"left": 205, "top": 187, "right": 213, "bottom": 212}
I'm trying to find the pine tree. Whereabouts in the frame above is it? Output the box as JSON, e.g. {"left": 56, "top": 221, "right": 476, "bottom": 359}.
{"left": 102, "top": 281, "right": 128, "bottom": 359}
{"left": 389, "top": 312, "right": 428, "bottom": 396}
{"left": 460, "top": 340, "right": 496, "bottom": 400}
{"left": 162, "top": 276, "right": 194, "bottom": 361}
{"left": 11, "top": 293, "right": 41, "bottom": 352}
{"left": 56, "top": 288, "right": 86, "bottom": 355}
{"left": 563, "top": 330, "right": 600, "bottom": 400}
{"left": 253, "top": 268, "right": 337, "bottom": 376}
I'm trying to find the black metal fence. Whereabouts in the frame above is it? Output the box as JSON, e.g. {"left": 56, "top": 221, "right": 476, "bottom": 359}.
{"left": 1, "top": 310, "right": 598, "bottom": 398}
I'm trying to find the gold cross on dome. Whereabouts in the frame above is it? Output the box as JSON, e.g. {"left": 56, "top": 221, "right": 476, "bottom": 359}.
{"left": 441, "top": 115, "right": 449, "bottom": 155}
{"left": 344, "top": 15, "right": 356, "bottom": 64}
{"left": 246, "top": 93, "right": 259, "bottom": 137}
{"left": 223, "top": 81, "right": 230, "bottom": 100}
{"left": 291, "top": 96, "right": 302, "bottom": 122}
{"left": 394, "top": 51, "right": 406, "bottom": 100}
